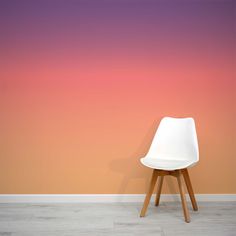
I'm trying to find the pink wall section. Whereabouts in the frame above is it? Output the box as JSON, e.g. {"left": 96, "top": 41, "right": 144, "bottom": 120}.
{"left": 0, "top": 0, "right": 235, "bottom": 193}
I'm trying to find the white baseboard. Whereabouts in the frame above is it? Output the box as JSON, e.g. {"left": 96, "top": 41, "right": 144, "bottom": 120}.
{"left": 0, "top": 194, "right": 235, "bottom": 203}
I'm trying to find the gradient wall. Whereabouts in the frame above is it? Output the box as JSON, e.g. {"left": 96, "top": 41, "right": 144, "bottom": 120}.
{"left": 0, "top": 0, "right": 235, "bottom": 194}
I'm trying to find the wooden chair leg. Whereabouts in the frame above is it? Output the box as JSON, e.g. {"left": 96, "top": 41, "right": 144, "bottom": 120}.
{"left": 177, "top": 171, "right": 190, "bottom": 223}
{"left": 155, "top": 176, "right": 164, "bottom": 206}
{"left": 140, "top": 169, "right": 158, "bottom": 217}
{"left": 182, "top": 169, "right": 198, "bottom": 211}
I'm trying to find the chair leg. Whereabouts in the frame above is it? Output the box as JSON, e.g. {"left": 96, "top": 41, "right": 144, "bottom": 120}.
{"left": 140, "top": 169, "right": 158, "bottom": 217}
{"left": 155, "top": 176, "right": 164, "bottom": 206}
{"left": 177, "top": 171, "right": 190, "bottom": 223}
{"left": 182, "top": 169, "right": 198, "bottom": 211}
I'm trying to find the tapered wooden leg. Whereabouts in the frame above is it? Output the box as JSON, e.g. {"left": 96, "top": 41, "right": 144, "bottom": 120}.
{"left": 182, "top": 169, "right": 198, "bottom": 211}
{"left": 155, "top": 176, "right": 164, "bottom": 206}
{"left": 140, "top": 169, "right": 158, "bottom": 217}
{"left": 177, "top": 171, "right": 190, "bottom": 223}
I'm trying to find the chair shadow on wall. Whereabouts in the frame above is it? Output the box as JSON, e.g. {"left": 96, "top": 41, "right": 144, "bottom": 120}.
{"left": 109, "top": 119, "right": 179, "bottom": 201}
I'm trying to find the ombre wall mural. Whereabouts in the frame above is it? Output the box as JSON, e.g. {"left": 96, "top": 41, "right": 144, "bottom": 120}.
{"left": 0, "top": 0, "right": 235, "bottom": 194}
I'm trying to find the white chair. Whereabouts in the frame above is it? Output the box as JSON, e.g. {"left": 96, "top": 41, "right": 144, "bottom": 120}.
{"left": 140, "top": 117, "right": 199, "bottom": 223}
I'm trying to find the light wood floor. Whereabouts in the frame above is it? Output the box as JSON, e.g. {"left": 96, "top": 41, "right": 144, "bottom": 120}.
{"left": 0, "top": 202, "right": 235, "bottom": 235}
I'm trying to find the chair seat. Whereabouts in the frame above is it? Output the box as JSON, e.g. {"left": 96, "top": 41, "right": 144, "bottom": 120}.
{"left": 140, "top": 157, "right": 196, "bottom": 171}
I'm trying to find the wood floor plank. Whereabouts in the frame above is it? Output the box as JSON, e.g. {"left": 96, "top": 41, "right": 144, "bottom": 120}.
{"left": 0, "top": 202, "right": 235, "bottom": 236}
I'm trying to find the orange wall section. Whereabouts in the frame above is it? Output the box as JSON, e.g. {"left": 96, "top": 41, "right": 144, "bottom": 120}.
{"left": 0, "top": 0, "right": 235, "bottom": 194}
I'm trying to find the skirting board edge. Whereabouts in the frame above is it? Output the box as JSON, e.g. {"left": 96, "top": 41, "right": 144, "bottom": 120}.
{"left": 0, "top": 194, "right": 235, "bottom": 203}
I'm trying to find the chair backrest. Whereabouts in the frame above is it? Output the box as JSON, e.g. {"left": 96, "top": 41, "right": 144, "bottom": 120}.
{"left": 146, "top": 117, "right": 199, "bottom": 162}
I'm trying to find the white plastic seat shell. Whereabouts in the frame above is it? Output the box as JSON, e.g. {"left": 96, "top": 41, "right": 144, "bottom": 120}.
{"left": 140, "top": 117, "right": 199, "bottom": 171}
